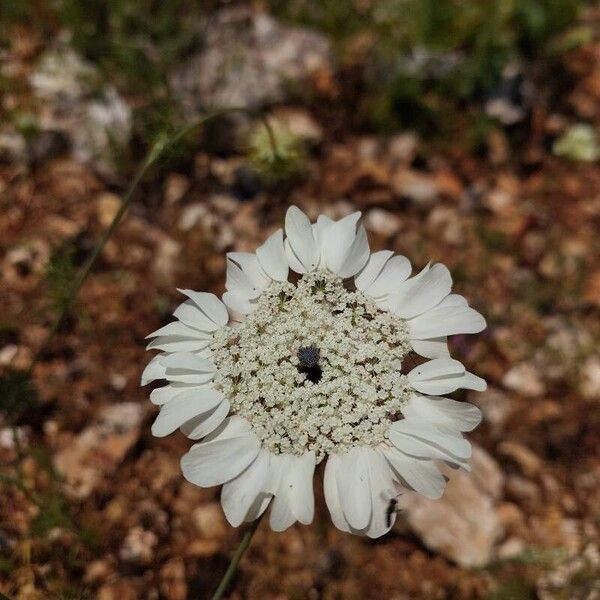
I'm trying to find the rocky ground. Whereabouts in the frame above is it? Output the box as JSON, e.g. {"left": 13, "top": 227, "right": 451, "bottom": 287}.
{"left": 1, "top": 6, "right": 600, "bottom": 600}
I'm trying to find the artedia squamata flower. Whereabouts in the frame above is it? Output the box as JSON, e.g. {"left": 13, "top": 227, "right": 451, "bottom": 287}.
{"left": 142, "top": 206, "right": 487, "bottom": 538}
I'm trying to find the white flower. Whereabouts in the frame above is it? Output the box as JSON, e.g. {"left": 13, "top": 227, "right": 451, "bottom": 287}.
{"left": 142, "top": 205, "right": 487, "bottom": 538}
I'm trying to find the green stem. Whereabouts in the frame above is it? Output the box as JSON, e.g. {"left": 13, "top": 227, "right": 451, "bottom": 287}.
{"left": 259, "top": 114, "right": 280, "bottom": 160}
{"left": 211, "top": 515, "right": 263, "bottom": 600}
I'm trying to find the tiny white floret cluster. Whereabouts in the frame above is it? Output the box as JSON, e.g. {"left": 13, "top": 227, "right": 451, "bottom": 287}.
{"left": 212, "top": 269, "right": 412, "bottom": 462}
{"left": 143, "top": 206, "right": 487, "bottom": 537}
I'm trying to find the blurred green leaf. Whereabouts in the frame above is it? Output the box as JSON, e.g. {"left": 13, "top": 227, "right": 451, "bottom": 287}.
{"left": 30, "top": 493, "right": 72, "bottom": 537}
{"left": 0, "top": 371, "right": 38, "bottom": 423}
{"left": 247, "top": 122, "right": 307, "bottom": 184}
{"left": 271, "top": 0, "right": 589, "bottom": 133}
{"left": 46, "top": 243, "right": 78, "bottom": 315}
{"left": 485, "top": 580, "right": 535, "bottom": 600}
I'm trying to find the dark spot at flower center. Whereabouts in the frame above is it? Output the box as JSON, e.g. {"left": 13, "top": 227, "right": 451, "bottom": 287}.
{"left": 297, "top": 345, "right": 322, "bottom": 383}
{"left": 297, "top": 345, "right": 320, "bottom": 368}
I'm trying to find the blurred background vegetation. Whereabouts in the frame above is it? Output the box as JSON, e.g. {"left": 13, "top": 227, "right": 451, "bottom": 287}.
{"left": 1, "top": 0, "right": 594, "bottom": 149}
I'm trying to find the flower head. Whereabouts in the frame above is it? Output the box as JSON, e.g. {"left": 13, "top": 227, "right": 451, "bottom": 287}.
{"left": 142, "top": 206, "right": 486, "bottom": 537}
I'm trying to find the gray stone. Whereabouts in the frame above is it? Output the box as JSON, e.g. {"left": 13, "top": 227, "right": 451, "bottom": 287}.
{"left": 0, "top": 129, "right": 27, "bottom": 162}
{"left": 392, "top": 169, "right": 439, "bottom": 205}
{"left": 364, "top": 208, "right": 402, "bottom": 237}
{"left": 29, "top": 45, "right": 131, "bottom": 178}
{"left": 169, "top": 6, "right": 332, "bottom": 118}
{"left": 502, "top": 362, "right": 546, "bottom": 397}
{"left": 579, "top": 357, "right": 600, "bottom": 400}
{"left": 119, "top": 526, "right": 158, "bottom": 564}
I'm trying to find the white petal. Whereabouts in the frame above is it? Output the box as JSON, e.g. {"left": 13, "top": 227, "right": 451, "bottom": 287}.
{"left": 363, "top": 449, "right": 397, "bottom": 538}
{"left": 180, "top": 398, "right": 230, "bottom": 439}
{"left": 151, "top": 388, "right": 224, "bottom": 437}
{"left": 321, "top": 212, "right": 370, "bottom": 277}
{"left": 256, "top": 229, "right": 288, "bottom": 281}
{"left": 389, "top": 418, "right": 472, "bottom": 459}
{"left": 203, "top": 415, "right": 251, "bottom": 441}
{"left": 407, "top": 357, "right": 464, "bottom": 394}
{"left": 389, "top": 263, "right": 452, "bottom": 318}
{"left": 355, "top": 250, "right": 394, "bottom": 291}
{"left": 181, "top": 417, "right": 260, "bottom": 487}
{"left": 284, "top": 239, "right": 307, "bottom": 274}
{"left": 313, "top": 215, "right": 334, "bottom": 267}
{"left": 462, "top": 371, "right": 487, "bottom": 392}
{"left": 408, "top": 358, "right": 486, "bottom": 395}
{"left": 362, "top": 254, "right": 412, "bottom": 300}
{"left": 314, "top": 214, "right": 334, "bottom": 240}
{"left": 222, "top": 290, "right": 254, "bottom": 316}
{"left": 161, "top": 352, "right": 215, "bottom": 372}
{"left": 161, "top": 352, "right": 215, "bottom": 384}
{"left": 225, "top": 258, "right": 262, "bottom": 300}
{"left": 321, "top": 213, "right": 360, "bottom": 267}
{"left": 263, "top": 452, "right": 285, "bottom": 495}
{"left": 270, "top": 495, "right": 295, "bottom": 531}
{"left": 141, "top": 354, "right": 166, "bottom": 385}
{"left": 408, "top": 306, "right": 486, "bottom": 339}
{"left": 401, "top": 394, "right": 482, "bottom": 432}
{"left": 173, "top": 299, "right": 220, "bottom": 332}
{"left": 323, "top": 455, "right": 350, "bottom": 532}
{"left": 382, "top": 446, "right": 445, "bottom": 499}
{"left": 386, "top": 427, "right": 470, "bottom": 469}
{"left": 269, "top": 455, "right": 296, "bottom": 532}
{"left": 286, "top": 452, "right": 316, "bottom": 524}
{"left": 244, "top": 493, "right": 272, "bottom": 523}
{"left": 408, "top": 358, "right": 464, "bottom": 382}
{"left": 338, "top": 225, "right": 370, "bottom": 278}
{"left": 384, "top": 263, "right": 430, "bottom": 307}
{"left": 410, "top": 337, "right": 449, "bottom": 359}
{"left": 284, "top": 206, "right": 318, "bottom": 273}
{"left": 227, "top": 253, "right": 270, "bottom": 291}
{"left": 437, "top": 294, "right": 468, "bottom": 308}
{"left": 337, "top": 447, "right": 372, "bottom": 530}
{"left": 146, "top": 335, "right": 212, "bottom": 353}
{"left": 163, "top": 370, "right": 214, "bottom": 385}
{"left": 221, "top": 450, "right": 270, "bottom": 527}
{"left": 223, "top": 305, "right": 246, "bottom": 324}
{"left": 176, "top": 290, "right": 229, "bottom": 326}
{"left": 268, "top": 452, "right": 315, "bottom": 530}
{"left": 150, "top": 382, "right": 212, "bottom": 405}
{"left": 146, "top": 321, "right": 212, "bottom": 340}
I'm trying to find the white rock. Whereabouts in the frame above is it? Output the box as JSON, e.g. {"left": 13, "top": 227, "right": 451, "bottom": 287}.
{"left": 170, "top": 6, "right": 332, "bottom": 117}
{"left": 503, "top": 362, "right": 546, "bottom": 397}
{"left": 579, "top": 357, "right": 600, "bottom": 400}
{"left": 0, "top": 129, "right": 27, "bottom": 162}
{"left": 497, "top": 537, "right": 526, "bottom": 560}
{"left": 387, "top": 132, "right": 419, "bottom": 164}
{"left": 271, "top": 107, "right": 323, "bottom": 144}
{"left": 153, "top": 236, "right": 181, "bottom": 286}
{"left": 30, "top": 45, "right": 132, "bottom": 178}
{"left": 119, "top": 526, "right": 158, "bottom": 564}
{"left": 54, "top": 403, "right": 144, "bottom": 499}
{"left": 192, "top": 503, "right": 228, "bottom": 539}
{"left": 0, "top": 345, "right": 18, "bottom": 366}
{"left": 364, "top": 209, "right": 402, "bottom": 237}
{"left": 392, "top": 169, "right": 439, "bottom": 205}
